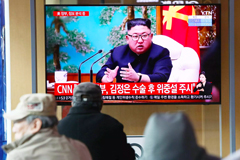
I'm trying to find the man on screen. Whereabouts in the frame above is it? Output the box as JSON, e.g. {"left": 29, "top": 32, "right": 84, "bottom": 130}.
{"left": 96, "top": 18, "right": 172, "bottom": 83}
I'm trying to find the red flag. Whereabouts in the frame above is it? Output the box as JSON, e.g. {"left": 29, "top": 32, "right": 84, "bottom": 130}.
{"left": 162, "top": 6, "right": 200, "bottom": 56}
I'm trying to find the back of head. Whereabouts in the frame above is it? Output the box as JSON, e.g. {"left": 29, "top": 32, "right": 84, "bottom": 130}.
{"left": 127, "top": 18, "right": 151, "bottom": 31}
{"left": 72, "top": 82, "right": 103, "bottom": 109}
{"left": 140, "top": 112, "right": 219, "bottom": 160}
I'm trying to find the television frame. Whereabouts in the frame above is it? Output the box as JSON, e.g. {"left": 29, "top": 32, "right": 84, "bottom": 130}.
{"left": 45, "top": 4, "right": 221, "bottom": 105}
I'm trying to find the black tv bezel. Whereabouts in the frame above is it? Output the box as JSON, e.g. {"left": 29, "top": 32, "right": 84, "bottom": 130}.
{"left": 44, "top": 4, "right": 221, "bottom": 106}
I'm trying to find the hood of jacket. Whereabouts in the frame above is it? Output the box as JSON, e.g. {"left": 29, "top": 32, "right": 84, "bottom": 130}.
{"left": 140, "top": 112, "right": 220, "bottom": 160}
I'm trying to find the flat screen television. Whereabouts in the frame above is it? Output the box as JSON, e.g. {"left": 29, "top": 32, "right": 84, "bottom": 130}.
{"left": 45, "top": 4, "right": 221, "bottom": 105}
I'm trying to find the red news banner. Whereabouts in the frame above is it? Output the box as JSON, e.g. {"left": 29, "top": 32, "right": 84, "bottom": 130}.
{"left": 53, "top": 11, "right": 89, "bottom": 16}
{"left": 54, "top": 82, "right": 212, "bottom": 101}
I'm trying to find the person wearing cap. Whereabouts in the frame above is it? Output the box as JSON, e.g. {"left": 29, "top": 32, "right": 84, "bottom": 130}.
{"left": 58, "top": 82, "right": 135, "bottom": 160}
{"left": 2, "top": 93, "right": 92, "bottom": 160}
{"left": 139, "top": 112, "right": 220, "bottom": 160}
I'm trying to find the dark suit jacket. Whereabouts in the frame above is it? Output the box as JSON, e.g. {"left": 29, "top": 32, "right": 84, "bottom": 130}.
{"left": 96, "top": 43, "right": 172, "bottom": 82}
{"left": 58, "top": 106, "right": 135, "bottom": 160}
{"left": 193, "top": 81, "right": 212, "bottom": 95}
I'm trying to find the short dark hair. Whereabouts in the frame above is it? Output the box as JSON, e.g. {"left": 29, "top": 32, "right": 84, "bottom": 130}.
{"left": 127, "top": 18, "right": 151, "bottom": 31}
{"left": 200, "top": 71, "right": 206, "bottom": 76}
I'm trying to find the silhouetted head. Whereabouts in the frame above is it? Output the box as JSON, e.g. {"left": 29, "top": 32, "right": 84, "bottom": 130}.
{"left": 140, "top": 112, "right": 220, "bottom": 160}
{"left": 72, "top": 82, "right": 103, "bottom": 110}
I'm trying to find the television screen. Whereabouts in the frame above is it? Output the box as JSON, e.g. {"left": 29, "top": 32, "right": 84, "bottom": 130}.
{"left": 45, "top": 4, "right": 221, "bottom": 105}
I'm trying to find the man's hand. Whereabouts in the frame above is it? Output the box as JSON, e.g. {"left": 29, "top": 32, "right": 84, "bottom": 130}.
{"left": 120, "top": 63, "right": 139, "bottom": 82}
{"left": 102, "top": 66, "right": 119, "bottom": 83}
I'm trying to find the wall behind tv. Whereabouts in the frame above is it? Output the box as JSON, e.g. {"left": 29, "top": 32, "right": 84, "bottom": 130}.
{"left": 9, "top": 0, "right": 32, "bottom": 144}
{"left": 7, "top": 0, "right": 238, "bottom": 158}
{"left": 234, "top": 0, "right": 240, "bottom": 154}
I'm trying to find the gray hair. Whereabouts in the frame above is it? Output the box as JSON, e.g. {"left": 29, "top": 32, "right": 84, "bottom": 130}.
{"left": 25, "top": 115, "right": 58, "bottom": 129}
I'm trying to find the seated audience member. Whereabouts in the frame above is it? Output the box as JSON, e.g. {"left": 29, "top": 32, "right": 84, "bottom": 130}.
{"left": 2, "top": 93, "right": 92, "bottom": 160}
{"left": 58, "top": 82, "right": 135, "bottom": 160}
{"left": 140, "top": 112, "right": 220, "bottom": 160}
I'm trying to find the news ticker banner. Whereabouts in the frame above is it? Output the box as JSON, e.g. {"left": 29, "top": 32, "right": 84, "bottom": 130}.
{"left": 54, "top": 82, "right": 212, "bottom": 101}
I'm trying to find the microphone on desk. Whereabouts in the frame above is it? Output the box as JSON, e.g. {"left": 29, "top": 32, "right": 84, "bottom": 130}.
{"left": 90, "top": 49, "right": 114, "bottom": 82}
{"left": 78, "top": 49, "right": 103, "bottom": 82}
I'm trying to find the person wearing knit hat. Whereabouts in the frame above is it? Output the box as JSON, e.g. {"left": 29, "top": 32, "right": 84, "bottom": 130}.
{"left": 58, "top": 82, "right": 135, "bottom": 160}
{"left": 2, "top": 93, "right": 92, "bottom": 160}
{"left": 140, "top": 112, "right": 220, "bottom": 160}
